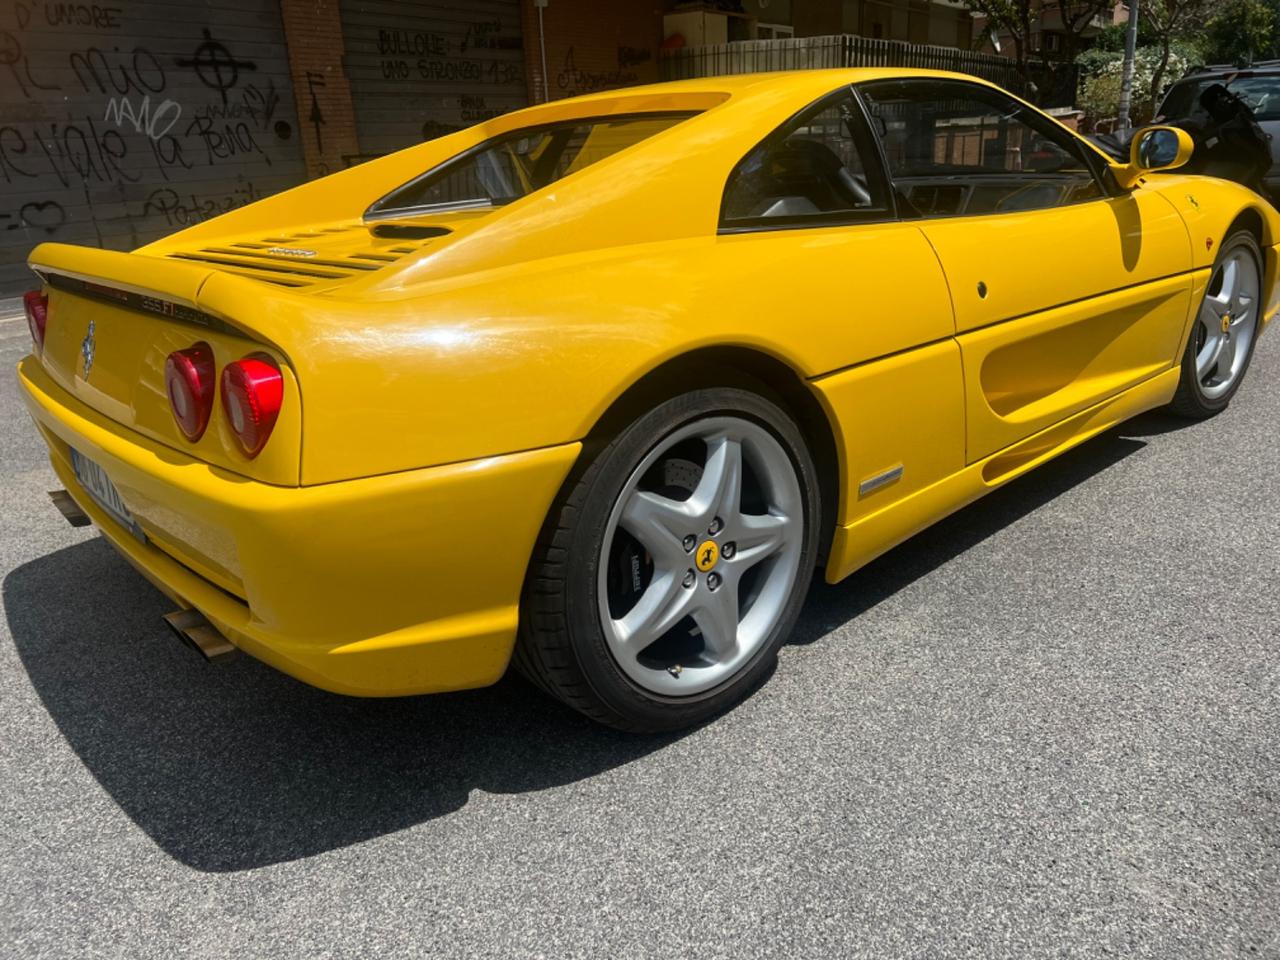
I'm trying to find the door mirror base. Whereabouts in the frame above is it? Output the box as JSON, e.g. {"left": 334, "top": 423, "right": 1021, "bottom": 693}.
{"left": 1110, "top": 125, "right": 1195, "bottom": 189}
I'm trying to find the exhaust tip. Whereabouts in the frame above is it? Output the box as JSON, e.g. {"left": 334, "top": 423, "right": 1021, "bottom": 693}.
{"left": 48, "top": 489, "right": 91, "bottom": 527}
{"left": 163, "top": 609, "right": 237, "bottom": 662}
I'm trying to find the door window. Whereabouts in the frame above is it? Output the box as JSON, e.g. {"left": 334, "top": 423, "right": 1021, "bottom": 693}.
{"left": 858, "top": 79, "right": 1104, "bottom": 218}
{"left": 721, "top": 90, "right": 890, "bottom": 228}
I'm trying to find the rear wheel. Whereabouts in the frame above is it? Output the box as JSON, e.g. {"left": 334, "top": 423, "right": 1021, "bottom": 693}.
{"left": 516, "top": 387, "right": 820, "bottom": 732}
{"left": 1170, "top": 231, "right": 1263, "bottom": 418}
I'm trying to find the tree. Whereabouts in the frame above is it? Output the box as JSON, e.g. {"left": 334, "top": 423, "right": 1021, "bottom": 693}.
{"left": 1078, "top": 45, "right": 1192, "bottom": 124}
{"left": 1204, "top": 0, "right": 1278, "bottom": 64}
{"left": 965, "top": 0, "right": 1037, "bottom": 82}
{"left": 1140, "top": 0, "right": 1212, "bottom": 105}
{"left": 963, "top": 0, "right": 1121, "bottom": 88}
{"left": 1044, "top": 0, "right": 1124, "bottom": 65}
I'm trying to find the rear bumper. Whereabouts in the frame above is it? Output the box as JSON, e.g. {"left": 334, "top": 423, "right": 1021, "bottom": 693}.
{"left": 17, "top": 355, "right": 579, "bottom": 696}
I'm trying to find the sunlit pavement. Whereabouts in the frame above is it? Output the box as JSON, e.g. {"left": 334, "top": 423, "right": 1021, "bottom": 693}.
{"left": 2, "top": 315, "right": 1276, "bottom": 958}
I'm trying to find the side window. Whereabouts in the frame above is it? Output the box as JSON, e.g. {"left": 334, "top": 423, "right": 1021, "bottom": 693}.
{"left": 858, "top": 79, "right": 1103, "bottom": 218}
{"left": 721, "top": 90, "right": 889, "bottom": 227}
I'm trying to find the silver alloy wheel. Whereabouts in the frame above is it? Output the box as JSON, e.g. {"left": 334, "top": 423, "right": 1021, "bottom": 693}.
{"left": 597, "top": 416, "right": 805, "bottom": 697}
{"left": 1196, "top": 247, "right": 1260, "bottom": 401}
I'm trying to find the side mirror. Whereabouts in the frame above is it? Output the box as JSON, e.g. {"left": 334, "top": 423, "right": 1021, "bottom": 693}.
{"left": 1111, "top": 125, "right": 1195, "bottom": 189}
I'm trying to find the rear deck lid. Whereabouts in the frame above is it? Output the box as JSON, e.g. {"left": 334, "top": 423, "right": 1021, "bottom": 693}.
{"left": 155, "top": 214, "right": 483, "bottom": 292}
{"left": 28, "top": 243, "right": 301, "bottom": 486}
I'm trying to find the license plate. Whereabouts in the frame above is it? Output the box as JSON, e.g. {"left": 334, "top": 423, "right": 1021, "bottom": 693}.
{"left": 70, "top": 448, "right": 145, "bottom": 542}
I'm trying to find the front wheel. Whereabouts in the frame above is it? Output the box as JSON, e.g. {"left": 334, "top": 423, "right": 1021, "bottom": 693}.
{"left": 516, "top": 387, "right": 820, "bottom": 732}
{"left": 1169, "top": 230, "right": 1263, "bottom": 418}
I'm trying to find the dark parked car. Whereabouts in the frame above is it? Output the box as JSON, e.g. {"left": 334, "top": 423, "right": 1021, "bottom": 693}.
{"left": 1154, "top": 63, "right": 1280, "bottom": 204}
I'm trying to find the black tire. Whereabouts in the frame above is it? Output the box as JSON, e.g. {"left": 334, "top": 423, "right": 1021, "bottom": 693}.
{"left": 515, "top": 387, "right": 821, "bottom": 732}
{"left": 1169, "top": 230, "right": 1263, "bottom": 418}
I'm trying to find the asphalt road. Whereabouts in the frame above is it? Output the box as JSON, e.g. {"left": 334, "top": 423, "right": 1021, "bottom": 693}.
{"left": 1, "top": 312, "right": 1277, "bottom": 959}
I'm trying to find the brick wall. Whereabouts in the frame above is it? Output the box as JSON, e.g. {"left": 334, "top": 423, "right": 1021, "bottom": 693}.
{"left": 279, "top": 0, "right": 361, "bottom": 176}
{"left": 520, "top": 0, "right": 665, "bottom": 104}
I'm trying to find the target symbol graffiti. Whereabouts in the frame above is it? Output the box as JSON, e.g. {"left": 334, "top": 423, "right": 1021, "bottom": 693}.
{"left": 175, "top": 28, "right": 256, "bottom": 105}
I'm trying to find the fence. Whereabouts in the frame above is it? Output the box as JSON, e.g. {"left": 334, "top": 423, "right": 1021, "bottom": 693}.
{"left": 660, "top": 35, "right": 1078, "bottom": 109}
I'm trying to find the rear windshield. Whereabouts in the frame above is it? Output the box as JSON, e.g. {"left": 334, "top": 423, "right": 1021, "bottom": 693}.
{"left": 1160, "top": 75, "right": 1280, "bottom": 121}
{"left": 366, "top": 113, "right": 698, "bottom": 219}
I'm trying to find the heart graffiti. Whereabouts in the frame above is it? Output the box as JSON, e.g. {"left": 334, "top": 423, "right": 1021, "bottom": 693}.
{"left": 19, "top": 200, "right": 67, "bottom": 232}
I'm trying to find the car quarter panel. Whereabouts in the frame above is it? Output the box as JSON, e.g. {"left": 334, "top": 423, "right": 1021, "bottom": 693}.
{"left": 809, "top": 340, "right": 965, "bottom": 527}
{"left": 1148, "top": 175, "right": 1280, "bottom": 327}
{"left": 194, "top": 222, "right": 955, "bottom": 486}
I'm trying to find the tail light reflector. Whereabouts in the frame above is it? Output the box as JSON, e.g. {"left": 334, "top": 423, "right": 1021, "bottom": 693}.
{"left": 164, "top": 342, "right": 216, "bottom": 441}
{"left": 24, "top": 290, "right": 48, "bottom": 352}
{"left": 221, "top": 355, "right": 283, "bottom": 458}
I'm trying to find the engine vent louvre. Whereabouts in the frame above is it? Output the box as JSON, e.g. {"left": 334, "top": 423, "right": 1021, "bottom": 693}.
{"left": 165, "top": 229, "right": 436, "bottom": 287}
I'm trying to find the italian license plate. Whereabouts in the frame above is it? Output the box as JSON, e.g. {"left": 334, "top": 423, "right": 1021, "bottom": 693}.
{"left": 70, "top": 448, "right": 145, "bottom": 542}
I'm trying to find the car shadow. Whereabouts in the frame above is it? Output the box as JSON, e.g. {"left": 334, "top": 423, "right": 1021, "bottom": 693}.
{"left": 5, "top": 421, "right": 1155, "bottom": 873}
{"left": 788, "top": 421, "right": 1154, "bottom": 642}
{"left": 1110, "top": 407, "right": 1202, "bottom": 437}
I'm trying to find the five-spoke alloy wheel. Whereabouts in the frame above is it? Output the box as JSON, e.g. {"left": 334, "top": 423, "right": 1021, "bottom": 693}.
{"left": 598, "top": 416, "right": 805, "bottom": 697}
{"left": 1172, "top": 230, "right": 1263, "bottom": 417}
{"left": 517, "top": 387, "right": 820, "bottom": 732}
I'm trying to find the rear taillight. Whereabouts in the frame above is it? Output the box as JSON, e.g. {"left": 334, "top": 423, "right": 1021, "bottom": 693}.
{"left": 23, "top": 290, "right": 48, "bottom": 352}
{"left": 164, "top": 343, "right": 216, "bottom": 441}
{"left": 221, "top": 355, "right": 283, "bottom": 458}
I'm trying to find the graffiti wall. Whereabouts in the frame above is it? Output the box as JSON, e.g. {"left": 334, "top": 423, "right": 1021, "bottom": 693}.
{"left": 521, "top": 0, "right": 663, "bottom": 105}
{"left": 0, "top": 1, "right": 308, "bottom": 298}
{"left": 339, "top": 0, "right": 526, "bottom": 159}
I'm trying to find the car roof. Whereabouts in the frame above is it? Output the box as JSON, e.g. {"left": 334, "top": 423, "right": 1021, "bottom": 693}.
{"left": 1178, "top": 62, "right": 1280, "bottom": 80}
{"left": 486, "top": 68, "right": 1029, "bottom": 143}
{"left": 556, "top": 67, "right": 1006, "bottom": 106}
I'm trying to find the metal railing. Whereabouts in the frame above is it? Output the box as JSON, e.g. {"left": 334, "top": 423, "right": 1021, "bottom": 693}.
{"left": 660, "top": 35, "right": 1078, "bottom": 108}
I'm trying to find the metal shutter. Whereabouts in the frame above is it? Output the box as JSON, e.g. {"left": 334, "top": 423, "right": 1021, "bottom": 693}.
{"left": 339, "top": 0, "right": 526, "bottom": 160}
{"left": 0, "top": 1, "right": 308, "bottom": 299}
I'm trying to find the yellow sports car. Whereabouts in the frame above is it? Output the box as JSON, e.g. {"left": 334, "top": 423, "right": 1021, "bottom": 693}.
{"left": 17, "top": 69, "right": 1279, "bottom": 731}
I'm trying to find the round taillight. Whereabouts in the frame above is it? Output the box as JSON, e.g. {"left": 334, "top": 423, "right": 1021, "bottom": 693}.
{"left": 164, "top": 342, "right": 216, "bottom": 441}
{"left": 23, "top": 290, "right": 48, "bottom": 352}
{"left": 221, "top": 355, "right": 283, "bottom": 459}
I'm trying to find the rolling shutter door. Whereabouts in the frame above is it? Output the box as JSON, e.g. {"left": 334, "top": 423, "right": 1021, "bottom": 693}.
{"left": 0, "top": 2, "right": 307, "bottom": 299}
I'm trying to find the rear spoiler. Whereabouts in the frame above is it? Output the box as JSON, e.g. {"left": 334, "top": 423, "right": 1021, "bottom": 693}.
{"left": 28, "top": 242, "right": 296, "bottom": 353}
{"left": 30, "top": 242, "right": 211, "bottom": 307}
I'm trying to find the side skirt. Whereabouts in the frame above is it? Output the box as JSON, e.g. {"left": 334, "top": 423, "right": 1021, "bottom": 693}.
{"left": 824, "top": 367, "right": 1180, "bottom": 584}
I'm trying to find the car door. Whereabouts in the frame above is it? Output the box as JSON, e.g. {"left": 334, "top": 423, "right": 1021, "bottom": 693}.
{"left": 715, "top": 86, "right": 965, "bottom": 530}
{"left": 858, "top": 78, "right": 1195, "bottom": 463}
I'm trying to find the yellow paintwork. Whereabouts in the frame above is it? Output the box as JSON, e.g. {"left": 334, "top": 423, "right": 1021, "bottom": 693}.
{"left": 16, "top": 69, "right": 1280, "bottom": 696}
{"left": 20, "top": 355, "right": 578, "bottom": 694}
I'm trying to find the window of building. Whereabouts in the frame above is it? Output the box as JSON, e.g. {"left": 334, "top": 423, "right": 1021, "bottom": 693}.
{"left": 858, "top": 78, "right": 1104, "bottom": 218}
{"left": 757, "top": 23, "right": 795, "bottom": 39}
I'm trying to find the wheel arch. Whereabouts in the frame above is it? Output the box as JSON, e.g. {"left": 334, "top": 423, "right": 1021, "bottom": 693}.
{"left": 1223, "top": 205, "right": 1277, "bottom": 328}
{"left": 582, "top": 346, "right": 842, "bottom": 564}
{"left": 1227, "top": 206, "right": 1268, "bottom": 247}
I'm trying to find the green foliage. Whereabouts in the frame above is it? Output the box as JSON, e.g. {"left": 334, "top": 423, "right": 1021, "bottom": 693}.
{"left": 1090, "top": 17, "right": 1163, "bottom": 52}
{"left": 1170, "top": 38, "right": 1209, "bottom": 67}
{"left": 1090, "top": 23, "right": 1129, "bottom": 52}
{"left": 1077, "top": 45, "right": 1191, "bottom": 123}
{"left": 1204, "top": 0, "right": 1279, "bottom": 63}
{"left": 1076, "top": 47, "right": 1122, "bottom": 79}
